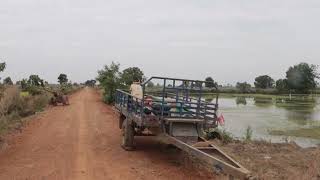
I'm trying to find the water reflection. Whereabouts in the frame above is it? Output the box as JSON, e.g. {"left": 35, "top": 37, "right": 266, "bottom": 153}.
{"left": 285, "top": 111, "right": 314, "bottom": 126}
{"left": 235, "top": 97, "right": 247, "bottom": 105}
{"left": 216, "top": 95, "right": 320, "bottom": 147}
{"left": 254, "top": 97, "right": 273, "bottom": 107}
{"left": 275, "top": 97, "right": 318, "bottom": 126}
{"left": 205, "top": 97, "right": 213, "bottom": 102}
{"left": 275, "top": 97, "right": 317, "bottom": 111}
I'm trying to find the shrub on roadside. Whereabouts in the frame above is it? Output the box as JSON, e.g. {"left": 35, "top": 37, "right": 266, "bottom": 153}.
{"left": 243, "top": 126, "right": 253, "bottom": 142}
{"left": 0, "top": 86, "right": 50, "bottom": 134}
{"left": 206, "top": 128, "right": 234, "bottom": 144}
{"left": 0, "top": 87, "right": 20, "bottom": 117}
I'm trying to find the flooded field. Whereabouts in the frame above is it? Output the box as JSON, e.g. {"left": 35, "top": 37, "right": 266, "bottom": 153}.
{"left": 211, "top": 95, "right": 320, "bottom": 147}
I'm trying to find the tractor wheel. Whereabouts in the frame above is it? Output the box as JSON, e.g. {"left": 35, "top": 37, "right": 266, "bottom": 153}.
{"left": 121, "top": 119, "right": 135, "bottom": 151}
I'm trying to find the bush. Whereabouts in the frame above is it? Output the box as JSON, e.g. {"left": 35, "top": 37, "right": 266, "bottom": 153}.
{"left": 26, "top": 85, "right": 43, "bottom": 95}
{"left": 0, "top": 87, "right": 20, "bottom": 116}
{"left": 244, "top": 126, "right": 253, "bottom": 142}
{"left": 0, "top": 86, "right": 50, "bottom": 134}
{"left": 32, "top": 95, "right": 50, "bottom": 112}
{"left": 206, "top": 128, "right": 234, "bottom": 144}
{"left": 103, "top": 93, "right": 114, "bottom": 104}
{"left": 60, "top": 83, "right": 82, "bottom": 95}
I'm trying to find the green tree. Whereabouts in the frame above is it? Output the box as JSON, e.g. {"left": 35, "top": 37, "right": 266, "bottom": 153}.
{"left": 85, "top": 80, "right": 96, "bottom": 87}
{"left": 276, "top": 79, "right": 288, "bottom": 92}
{"left": 0, "top": 62, "right": 5, "bottom": 72}
{"left": 254, "top": 75, "right": 275, "bottom": 89}
{"left": 205, "top": 77, "right": 218, "bottom": 88}
{"left": 96, "top": 62, "right": 121, "bottom": 104}
{"left": 28, "top": 75, "right": 43, "bottom": 86}
{"left": 147, "top": 81, "right": 154, "bottom": 88}
{"left": 26, "top": 75, "right": 44, "bottom": 95}
{"left": 121, "top": 67, "right": 144, "bottom": 86}
{"left": 236, "top": 82, "right": 252, "bottom": 93}
{"left": 20, "top": 79, "right": 28, "bottom": 90}
{"left": 3, "top": 77, "right": 13, "bottom": 85}
{"left": 0, "top": 62, "right": 6, "bottom": 81}
{"left": 58, "top": 74, "right": 68, "bottom": 85}
{"left": 286, "top": 62, "right": 319, "bottom": 93}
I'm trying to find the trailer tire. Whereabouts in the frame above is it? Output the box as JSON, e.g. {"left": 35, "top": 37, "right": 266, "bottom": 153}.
{"left": 121, "top": 119, "right": 135, "bottom": 151}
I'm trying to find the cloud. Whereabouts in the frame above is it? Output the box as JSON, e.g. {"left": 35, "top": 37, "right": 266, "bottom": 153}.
{"left": 0, "top": 0, "right": 319, "bottom": 84}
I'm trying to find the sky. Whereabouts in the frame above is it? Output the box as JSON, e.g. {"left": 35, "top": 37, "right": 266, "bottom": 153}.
{"left": 0, "top": 0, "right": 320, "bottom": 85}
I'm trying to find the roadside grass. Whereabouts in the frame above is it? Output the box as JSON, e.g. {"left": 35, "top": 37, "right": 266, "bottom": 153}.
{"left": 20, "top": 91, "right": 30, "bottom": 97}
{"left": 206, "top": 128, "right": 234, "bottom": 144}
{"left": 0, "top": 112, "right": 22, "bottom": 135}
{"left": 243, "top": 126, "right": 253, "bottom": 142}
{"left": 0, "top": 86, "right": 50, "bottom": 136}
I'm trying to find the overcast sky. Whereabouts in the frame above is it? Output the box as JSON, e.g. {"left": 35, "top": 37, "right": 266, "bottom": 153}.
{"left": 1, "top": 0, "right": 320, "bottom": 85}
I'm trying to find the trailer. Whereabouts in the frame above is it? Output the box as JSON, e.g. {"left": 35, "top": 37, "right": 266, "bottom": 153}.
{"left": 115, "top": 77, "right": 251, "bottom": 179}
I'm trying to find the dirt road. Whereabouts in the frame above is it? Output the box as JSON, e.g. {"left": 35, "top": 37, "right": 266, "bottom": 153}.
{"left": 0, "top": 88, "right": 213, "bottom": 180}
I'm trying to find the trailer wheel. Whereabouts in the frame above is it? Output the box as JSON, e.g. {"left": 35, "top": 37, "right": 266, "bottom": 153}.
{"left": 121, "top": 119, "right": 135, "bottom": 151}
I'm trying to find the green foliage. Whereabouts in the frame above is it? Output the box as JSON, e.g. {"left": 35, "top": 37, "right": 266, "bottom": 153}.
{"left": 19, "top": 75, "right": 45, "bottom": 95}
{"left": 254, "top": 75, "right": 274, "bottom": 89}
{"left": 236, "top": 97, "right": 247, "bottom": 105}
{"left": 286, "top": 63, "right": 319, "bottom": 93}
{"left": 97, "top": 63, "right": 146, "bottom": 104}
{"left": 147, "top": 81, "right": 154, "bottom": 88}
{"left": 0, "top": 62, "right": 5, "bottom": 72}
{"left": 85, "top": 80, "right": 96, "bottom": 87}
{"left": 58, "top": 74, "right": 68, "bottom": 85}
{"left": 221, "top": 130, "right": 234, "bottom": 144}
{"left": 206, "top": 128, "right": 234, "bottom": 144}
{"left": 28, "top": 75, "right": 44, "bottom": 87}
{"left": 0, "top": 62, "right": 6, "bottom": 82}
{"left": 96, "top": 62, "right": 122, "bottom": 104}
{"left": 20, "top": 79, "right": 28, "bottom": 90}
{"left": 276, "top": 79, "right": 289, "bottom": 93}
{"left": 3, "top": 77, "right": 13, "bottom": 85}
{"left": 236, "top": 82, "right": 252, "bottom": 93}
{"left": 121, "top": 67, "right": 144, "bottom": 86}
{"left": 244, "top": 126, "right": 253, "bottom": 142}
{"left": 205, "top": 77, "right": 218, "bottom": 88}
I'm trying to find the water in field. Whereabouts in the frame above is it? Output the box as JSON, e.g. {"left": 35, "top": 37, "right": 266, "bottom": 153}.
{"left": 210, "top": 95, "right": 320, "bottom": 147}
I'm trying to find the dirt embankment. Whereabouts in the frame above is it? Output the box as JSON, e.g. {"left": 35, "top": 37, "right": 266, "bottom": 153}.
{"left": 0, "top": 88, "right": 213, "bottom": 180}
{"left": 211, "top": 140, "right": 320, "bottom": 180}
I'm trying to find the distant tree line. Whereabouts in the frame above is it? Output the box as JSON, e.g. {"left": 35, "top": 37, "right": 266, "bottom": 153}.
{"left": 0, "top": 62, "right": 76, "bottom": 95}
{"left": 97, "top": 62, "right": 319, "bottom": 103}
{"left": 235, "top": 62, "right": 319, "bottom": 94}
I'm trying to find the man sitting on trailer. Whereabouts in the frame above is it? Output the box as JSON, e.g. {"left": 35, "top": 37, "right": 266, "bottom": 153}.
{"left": 130, "top": 80, "right": 143, "bottom": 100}
{"left": 130, "top": 80, "right": 153, "bottom": 115}
{"left": 129, "top": 80, "right": 172, "bottom": 116}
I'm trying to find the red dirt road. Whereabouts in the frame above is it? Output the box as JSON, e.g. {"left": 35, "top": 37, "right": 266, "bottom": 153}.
{"left": 0, "top": 88, "right": 213, "bottom": 180}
